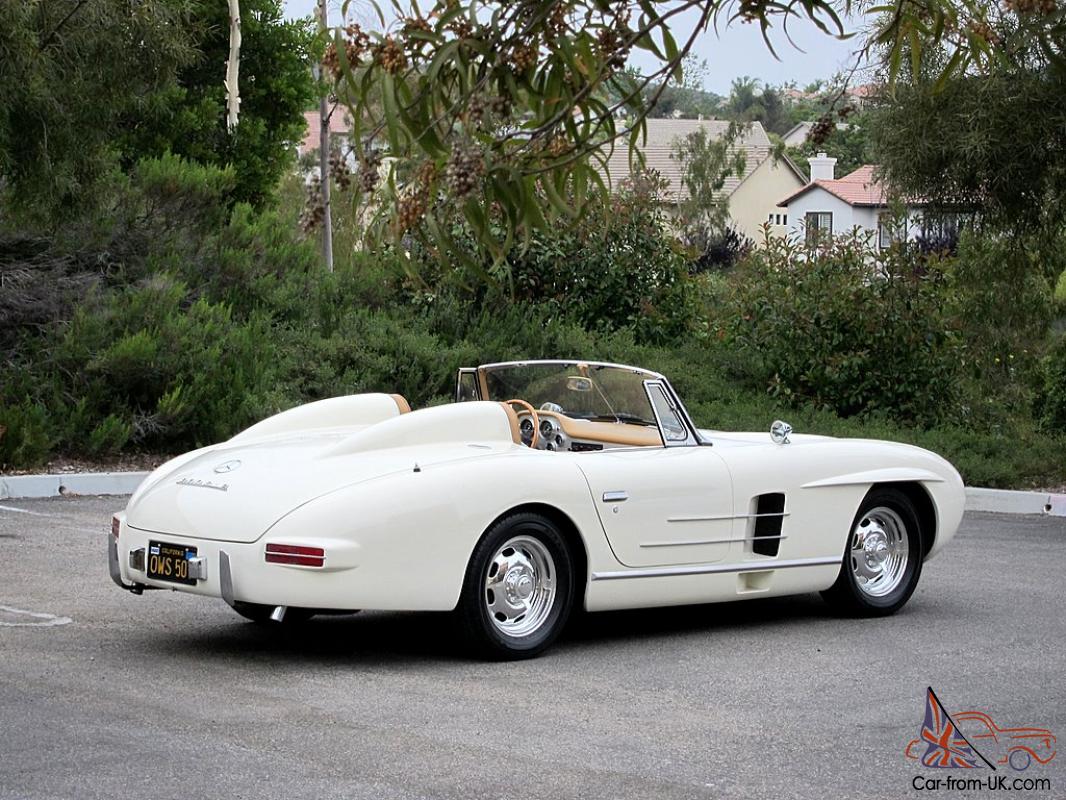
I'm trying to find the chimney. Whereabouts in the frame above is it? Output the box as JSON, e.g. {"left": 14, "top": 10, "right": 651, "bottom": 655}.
{"left": 808, "top": 152, "right": 836, "bottom": 182}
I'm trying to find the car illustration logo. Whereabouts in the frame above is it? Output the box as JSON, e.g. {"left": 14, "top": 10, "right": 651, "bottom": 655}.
{"left": 905, "top": 687, "right": 1057, "bottom": 772}
{"left": 213, "top": 459, "right": 242, "bottom": 474}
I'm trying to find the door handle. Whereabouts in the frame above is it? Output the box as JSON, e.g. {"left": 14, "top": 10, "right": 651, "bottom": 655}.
{"left": 602, "top": 491, "right": 629, "bottom": 503}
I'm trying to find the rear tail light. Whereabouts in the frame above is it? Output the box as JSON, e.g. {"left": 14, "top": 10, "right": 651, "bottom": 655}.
{"left": 264, "top": 543, "right": 325, "bottom": 567}
{"left": 111, "top": 516, "right": 121, "bottom": 539}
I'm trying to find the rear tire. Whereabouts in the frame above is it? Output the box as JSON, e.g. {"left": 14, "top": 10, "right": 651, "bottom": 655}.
{"left": 457, "top": 512, "right": 575, "bottom": 660}
{"left": 821, "top": 487, "right": 924, "bottom": 616}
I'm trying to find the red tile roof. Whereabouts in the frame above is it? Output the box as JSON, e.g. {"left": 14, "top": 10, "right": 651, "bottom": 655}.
{"left": 777, "top": 165, "right": 889, "bottom": 207}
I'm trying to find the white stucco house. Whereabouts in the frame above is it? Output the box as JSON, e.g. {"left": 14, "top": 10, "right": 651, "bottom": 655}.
{"left": 780, "top": 121, "right": 813, "bottom": 148}
{"left": 777, "top": 154, "right": 928, "bottom": 248}
{"left": 602, "top": 118, "right": 808, "bottom": 240}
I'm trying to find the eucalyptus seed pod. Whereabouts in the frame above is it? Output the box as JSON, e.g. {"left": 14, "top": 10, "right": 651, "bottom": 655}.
{"left": 445, "top": 144, "right": 485, "bottom": 198}
{"left": 359, "top": 152, "right": 383, "bottom": 194}
{"left": 489, "top": 95, "right": 511, "bottom": 119}
{"left": 508, "top": 42, "right": 539, "bottom": 74}
{"left": 449, "top": 18, "right": 474, "bottom": 39}
{"left": 329, "top": 151, "right": 351, "bottom": 191}
{"left": 809, "top": 114, "right": 834, "bottom": 147}
{"left": 546, "top": 3, "right": 568, "bottom": 39}
{"left": 395, "top": 190, "right": 428, "bottom": 233}
{"left": 375, "top": 36, "right": 408, "bottom": 74}
{"left": 322, "top": 43, "right": 341, "bottom": 80}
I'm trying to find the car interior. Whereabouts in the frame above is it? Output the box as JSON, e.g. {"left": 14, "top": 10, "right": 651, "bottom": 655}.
{"left": 455, "top": 361, "right": 675, "bottom": 451}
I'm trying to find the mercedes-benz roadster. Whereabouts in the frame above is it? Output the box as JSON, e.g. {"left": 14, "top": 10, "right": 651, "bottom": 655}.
{"left": 110, "top": 360, "right": 964, "bottom": 658}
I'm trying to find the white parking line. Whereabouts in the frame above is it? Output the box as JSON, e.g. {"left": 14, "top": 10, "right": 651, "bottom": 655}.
{"left": 0, "top": 504, "right": 103, "bottom": 533}
{"left": 0, "top": 504, "right": 52, "bottom": 516}
{"left": 0, "top": 605, "right": 73, "bottom": 627}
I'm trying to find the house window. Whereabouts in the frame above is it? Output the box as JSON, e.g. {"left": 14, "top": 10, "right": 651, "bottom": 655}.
{"left": 804, "top": 212, "right": 832, "bottom": 246}
{"left": 783, "top": 214, "right": 788, "bottom": 225}
{"left": 768, "top": 213, "right": 774, "bottom": 223}
{"left": 921, "top": 212, "right": 972, "bottom": 241}
{"left": 878, "top": 213, "right": 905, "bottom": 248}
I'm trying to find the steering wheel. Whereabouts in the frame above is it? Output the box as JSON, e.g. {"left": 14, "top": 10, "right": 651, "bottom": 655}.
{"left": 504, "top": 398, "right": 540, "bottom": 448}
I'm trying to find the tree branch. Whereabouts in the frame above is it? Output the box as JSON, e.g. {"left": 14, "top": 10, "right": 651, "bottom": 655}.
{"left": 38, "top": 0, "right": 91, "bottom": 51}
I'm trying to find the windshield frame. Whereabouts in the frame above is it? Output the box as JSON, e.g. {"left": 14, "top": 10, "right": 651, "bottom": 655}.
{"left": 457, "top": 360, "right": 703, "bottom": 447}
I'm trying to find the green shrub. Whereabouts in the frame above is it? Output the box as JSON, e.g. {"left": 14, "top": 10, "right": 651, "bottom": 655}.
{"left": 403, "top": 175, "right": 699, "bottom": 346}
{"left": 1036, "top": 334, "right": 1066, "bottom": 431}
{"left": 3, "top": 151, "right": 1064, "bottom": 491}
{"left": 721, "top": 232, "right": 961, "bottom": 424}
{"left": 275, "top": 307, "right": 477, "bottom": 407}
{"left": 8, "top": 275, "right": 281, "bottom": 455}
{"left": 945, "top": 231, "right": 1060, "bottom": 425}
{"left": 508, "top": 181, "right": 697, "bottom": 343}
{"left": 88, "top": 414, "right": 133, "bottom": 456}
{"left": 0, "top": 402, "right": 54, "bottom": 468}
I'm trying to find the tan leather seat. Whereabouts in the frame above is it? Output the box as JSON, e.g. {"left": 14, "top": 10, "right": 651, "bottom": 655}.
{"left": 499, "top": 402, "right": 523, "bottom": 445}
{"left": 390, "top": 394, "right": 412, "bottom": 414}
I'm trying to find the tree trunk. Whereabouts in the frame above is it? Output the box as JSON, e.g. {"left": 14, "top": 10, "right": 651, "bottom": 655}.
{"left": 225, "top": 0, "right": 241, "bottom": 131}
{"left": 318, "top": 0, "right": 334, "bottom": 272}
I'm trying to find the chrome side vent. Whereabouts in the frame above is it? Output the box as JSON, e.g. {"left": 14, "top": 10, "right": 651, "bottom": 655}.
{"left": 752, "top": 493, "right": 786, "bottom": 556}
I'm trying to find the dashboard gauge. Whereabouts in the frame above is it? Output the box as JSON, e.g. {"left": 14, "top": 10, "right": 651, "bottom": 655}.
{"left": 539, "top": 419, "right": 555, "bottom": 438}
{"left": 520, "top": 418, "right": 534, "bottom": 435}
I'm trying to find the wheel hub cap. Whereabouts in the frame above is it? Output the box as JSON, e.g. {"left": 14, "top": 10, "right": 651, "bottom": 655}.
{"left": 849, "top": 508, "right": 910, "bottom": 598}
{"left": 864, "top": 529, "right": 890, "bottom": 569}
{"left": 485, "top": 535, "right": 557, "bottom": 638}
{"left": 505, "top": 566, "right": 535, "bottom": 603}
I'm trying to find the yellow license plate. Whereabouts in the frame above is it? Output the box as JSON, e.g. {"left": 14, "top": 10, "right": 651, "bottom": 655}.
{"left": 147, "top": 541, "right": 198, "bottom": 585}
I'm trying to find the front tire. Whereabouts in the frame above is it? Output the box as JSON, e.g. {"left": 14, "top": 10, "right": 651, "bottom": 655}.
{"left": 821, "top": 487, "right": 924, "bottom": 616}
{"left": 457, "top": 512, "right": 575, "bottom": 660}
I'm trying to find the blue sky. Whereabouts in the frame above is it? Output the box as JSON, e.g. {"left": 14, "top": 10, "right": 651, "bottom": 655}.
{"left": 282, "top": 0, "right": 866, "bottom": 95}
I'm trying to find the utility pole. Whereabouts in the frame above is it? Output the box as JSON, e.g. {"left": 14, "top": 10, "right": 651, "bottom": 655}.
{"left": 318, "top": 0, "right": 334, "bottom": 272}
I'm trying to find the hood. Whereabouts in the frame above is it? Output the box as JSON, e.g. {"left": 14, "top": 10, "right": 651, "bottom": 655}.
{"left": 700, "top": 430, "right": 835, "bottom": 448}
{"left": 126, "top": 402, "right": 518, "bottom": 542}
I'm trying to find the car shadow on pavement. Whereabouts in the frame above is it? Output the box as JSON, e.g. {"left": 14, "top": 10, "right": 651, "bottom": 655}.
{"left": 563, "top": 592, "right": 833, "bottom": 648}
{"left": 144, "top": 592, "right": 843, "bottom": 665}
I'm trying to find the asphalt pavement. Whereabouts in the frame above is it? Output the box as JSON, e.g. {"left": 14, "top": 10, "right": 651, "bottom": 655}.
{"left": 0, "top": 496, "right": 1063, "bottom": 800}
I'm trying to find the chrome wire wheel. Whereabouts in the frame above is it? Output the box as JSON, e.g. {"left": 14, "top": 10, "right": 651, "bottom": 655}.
{"left": 484, "top": 535, "right": 557, "bottom": 638}
{"left": 849, "top": 506, "right": 910, "bottom": 598}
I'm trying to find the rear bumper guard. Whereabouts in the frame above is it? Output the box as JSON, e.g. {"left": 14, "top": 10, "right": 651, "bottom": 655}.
{"left": 219, "top": 550, "right": 237, "bottom": 609}
{"left": 108, "top": 535, "right": 146, "bottom": 595}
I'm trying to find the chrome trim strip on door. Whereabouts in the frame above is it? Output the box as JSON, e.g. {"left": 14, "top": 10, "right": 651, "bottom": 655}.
{"left": 640, "top": 534, "right": 790, "bottom": 548}
{"left": 602, "top": 491, "right": 629, "bottom": 503}
{"left": 590, "top": 555, "right": 841, "bottom": 581}
{"left": 667, "top": 511, "right": 791, "bottom": 523}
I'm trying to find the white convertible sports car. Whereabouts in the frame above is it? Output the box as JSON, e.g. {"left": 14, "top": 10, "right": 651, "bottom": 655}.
{"left": 110, "top": 360, "right": 965, "bottom": 658}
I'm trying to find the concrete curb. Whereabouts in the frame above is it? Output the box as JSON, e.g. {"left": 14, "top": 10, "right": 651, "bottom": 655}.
{"left": 965, "top": 487, "right": 1065, "bottom": 517}
{"left": 0, "top": 472, "right": 148, "bottom": 501}
{"left": 0, "top": 471, "right": 1063, "bottom": 517}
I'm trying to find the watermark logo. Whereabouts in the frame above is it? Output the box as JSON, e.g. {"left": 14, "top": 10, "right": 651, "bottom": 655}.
{"left": 905, "top": 687, "right": 1056, "bottom": 778}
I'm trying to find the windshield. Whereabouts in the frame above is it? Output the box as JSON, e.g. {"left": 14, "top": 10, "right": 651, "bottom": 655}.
{"left": 480, "top": 362, "right": 659, "bottom": 425}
